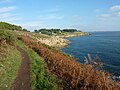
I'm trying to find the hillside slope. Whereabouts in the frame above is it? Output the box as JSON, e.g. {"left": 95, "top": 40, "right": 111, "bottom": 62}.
{"left": 18, "top": 34, "right": 120, "bottom": 90}
{"left": 0, "top": 22, "right": 120, "bottom": 89}
{"left": 0, "top": 30, "right": 61, "bottom": 90}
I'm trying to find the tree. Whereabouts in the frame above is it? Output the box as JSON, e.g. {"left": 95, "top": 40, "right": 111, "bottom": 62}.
{"left": 34, "top": 29, "right": 38, "bottom": 33}
{"left": 23, "top": 28, "right": 28, "bottom": 32}
{"left": 62, "top": 29, "right": 78, "bottom": 32}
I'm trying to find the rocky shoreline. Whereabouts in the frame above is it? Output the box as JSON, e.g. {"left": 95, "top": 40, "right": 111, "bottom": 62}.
{"left": 36, "top": 36, "right": 69, "bottom": 48}
{"left": 14, "top": 30, "right": 89, "bottom": 48}
{"left": 36, "top": 32, "right": 89, "bottom": 48}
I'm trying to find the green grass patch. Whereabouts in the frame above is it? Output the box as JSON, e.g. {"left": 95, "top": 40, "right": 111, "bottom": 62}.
{"left": 17, "top": 40, "right": 62, "bottom": 90}
{"left": 0, "top": 45, "right": 21, "bottom": 90}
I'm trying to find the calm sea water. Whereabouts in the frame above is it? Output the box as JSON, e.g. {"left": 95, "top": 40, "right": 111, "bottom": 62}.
{"left": 61, "top": 31, "right": 120, "bottom": 78}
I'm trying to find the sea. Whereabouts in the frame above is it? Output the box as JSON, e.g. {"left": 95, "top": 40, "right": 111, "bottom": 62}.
{"left": 61, "top": 31, "right": 120, "bottom": 80}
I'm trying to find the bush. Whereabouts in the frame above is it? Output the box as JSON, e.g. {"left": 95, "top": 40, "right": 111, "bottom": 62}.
{"left": 18, "top": 36, "right": 120, "bottom": 90}
{"left": 29, "top": 49, "right": 61, "bottom": 90}
{"left": 0, "top": 22, "right": 22, "bottom": 31}
{"left": 17, "top": 40, "right": 62, "bottom": 90}
{"left": 0, "top": 30, "right": 16, "bottom": 45}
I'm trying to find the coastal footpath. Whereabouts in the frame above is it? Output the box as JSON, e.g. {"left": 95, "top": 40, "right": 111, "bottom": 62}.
{"left": 0, "top": 23, "right": 120, "bottom": 90}
{"left": 1, "top": 22, "right": 120, "bottom": 90}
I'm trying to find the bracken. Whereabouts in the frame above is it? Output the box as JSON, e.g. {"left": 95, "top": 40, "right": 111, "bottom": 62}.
{"left": 18, "top": 36, "right": 120, "bottom": 90}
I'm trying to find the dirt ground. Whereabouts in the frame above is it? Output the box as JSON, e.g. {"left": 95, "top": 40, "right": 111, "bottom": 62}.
{"left": 10, "top": 46, "right": 30, "bottom": 90}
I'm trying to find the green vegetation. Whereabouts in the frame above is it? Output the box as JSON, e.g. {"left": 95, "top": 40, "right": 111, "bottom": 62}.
{"left": 19, "top": 36, "right": 120, "bottom": 90}
{"left": 0, "top": 29, "right": 61, "bottom": 90}
{"left": 1, "top": 22, "right": 119, "bottom": 90}
{"left": 0, "top": 22, "right": 22, "bottom": 31}
{"left": 17, "top": 40, "right": 62, "bottom": 90}
{"left": 23, "top": 28, "right": 29, "bottom": 32}
{"left": 0, "top": 30, "right": 21, "bottom": 90}
{"left": 0, "top": 30, "right": 16, "bottom": 45}
{"left": 62, "top": 29, "right": 78, "bottom": 32}
{"left": 0, "top": 22, "right": 29, "bottom": 31}
{"left": 34, "top": 28, "right": 81, "bottom": 36}
{"left": 0, "top": 46, "right": 21, "bottom": 90}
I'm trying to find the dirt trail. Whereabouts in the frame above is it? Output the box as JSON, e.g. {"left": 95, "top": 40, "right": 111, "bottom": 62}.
{"left": 10, "top": 46, "right": 30, "bottom": 90}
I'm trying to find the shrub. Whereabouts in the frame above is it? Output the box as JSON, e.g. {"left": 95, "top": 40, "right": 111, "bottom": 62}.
{"left": 18, "top": 36, "right": 120, "bottom": 90}
{"left": 0, "top": 22, "right": 22, "bottom": 31}
{"left": 0, "top": 30, "right": 16, "bottom": 45}
{"left": 17, "top": 40, "right": 62, "bottom": 90}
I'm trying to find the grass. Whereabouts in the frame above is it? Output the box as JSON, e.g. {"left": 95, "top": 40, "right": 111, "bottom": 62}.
{"left": 17, "top": 40, "right": 62, "bottom": 90}
{"left": 13, "top": 30, "right": 49, "bottom": 40}
{"left": 1, "top": 29, "right": 119, "bottom": 90}
{"left": 0, "top": 30, "right": 21, "bottom": 90}
{"left": 0, "top": 30, "right": 16, "bottom": 45}
{"left": 19, "top": 36, "right": 120, "bottom": 90}
{"left": 0, "top": 45, "right": 21, "bottom": 90}
{"left": 0, "top": 29, "right": 62, "bottom": 90}
{"left": 55, "top": 31, "right": 89, "bottom": 37}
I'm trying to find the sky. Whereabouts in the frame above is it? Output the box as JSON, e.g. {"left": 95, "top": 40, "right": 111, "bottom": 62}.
{"left": 0, "top": 0, "right": 120, "bottom": 31}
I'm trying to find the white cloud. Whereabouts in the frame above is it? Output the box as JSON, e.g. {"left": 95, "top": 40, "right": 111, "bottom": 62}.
{"left": 97, "top": 5, "right": 120, "bottom": 21}
{"left": 110, "top": 5, "right": 120, "bottom": 11}
{"left": 117, "top": 12, "right": 120, "bottom": 16}
{"left": 0, "top": 13, "right": 14, "bottom": 19}
{"left": 0, "top": 6, "right": 16, "bottom": 13}
{"left": 0, "top": 6, "right": 20, "bottom": 22}
{"left": 38, "top": 14, "right": 64, "bottom": 20}
{"left": 97, "top": 14, "right": 111, "bottom": 21}
{"left": 100, "top": 14, "right": 110, "bottom": 17}
{"left": 1, "top": 17, "right": 21, "bottom": 22}
{"left": 118, "top": 12, "right": 120, "bottom": 15}
{"left": 0, "top": 13, "right": 21, "bottom": 22}
{"left": 20, "top": 22, "right": 43, "bottom": 31}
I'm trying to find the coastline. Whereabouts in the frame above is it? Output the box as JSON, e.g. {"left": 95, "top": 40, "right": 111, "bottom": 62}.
{"left": 1, "top": 22, "right": 120, "bottom": 90}
{"left": 36, "top": 36, "right": 69, "bottom": 48}
{"left": 18, "top": 35, "right": 120, "bottom": 89}
{"left": 37, "top": 32, "right": 89, "bottom": 48}
{"left": 14, "top": 30, "right": 89, "bottom": 48}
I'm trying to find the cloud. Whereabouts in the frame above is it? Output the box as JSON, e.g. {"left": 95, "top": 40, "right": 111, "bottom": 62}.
{"left": 0, "top": 0, "right": 10, "bottom": 3}
{"left": 0, "top": 6, "right": 20, "bottom": 22}
{"left": 110, "top": 5, "right": 120, "bottom": 11}
{"left": 0, "top": 6, "right": 16, "bottom": 13}
{"left": 100, "top": 14, "right": 110, "bottom": 17}
{"left": 20, "top": 22, "right": 43, "bottom": 30}
{"left": 95, "top": 5, "right": 120, "bottom": 31}
{"left": 97, "top": 5, "right": 120, "bottom": 21}
{"left": 117, "top": 12, "right": 120, "bottom": 16}
{"left": 0, "top": 13, "right": 21, "bottom": 22}
{"left": 38, "top": 14, "right": 64, "bottom": 20}
{"left": 1, "top": 17, "right": 21, "bottom": 22}
{"left": 0, "top": 13, "right": 14, "bottom": 19}
{"left": 97, "top": 14, "right": 111, "bottom": 21}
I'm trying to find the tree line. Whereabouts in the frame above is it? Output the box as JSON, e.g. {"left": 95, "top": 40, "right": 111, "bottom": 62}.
{"left": 34, "top": 28, "right": 81, "bottom": 34}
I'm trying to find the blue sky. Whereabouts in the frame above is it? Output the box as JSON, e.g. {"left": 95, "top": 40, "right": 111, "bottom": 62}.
{"left": 0, "top": 0, "right": 120, "bottom": 31}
